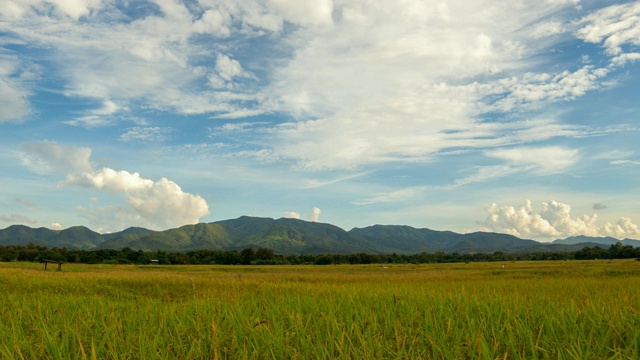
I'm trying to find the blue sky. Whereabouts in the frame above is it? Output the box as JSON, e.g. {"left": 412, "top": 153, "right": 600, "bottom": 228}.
{"left": 1, "top": 0, "right": 640, "bottom": 241}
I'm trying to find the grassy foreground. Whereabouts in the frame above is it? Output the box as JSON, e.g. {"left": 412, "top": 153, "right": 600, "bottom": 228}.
{"left": 0, "top": 261, "right": 639, "bottom": 359}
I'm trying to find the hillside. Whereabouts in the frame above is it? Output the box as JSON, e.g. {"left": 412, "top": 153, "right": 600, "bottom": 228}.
{"left": 98, "top": 217, "right": 395, "bottom": 254}
{"left": 0, "top": 225, "right": 104, "bottom": 249}
{"left": 553, "top": 236, "right": 640, "bottom": 247}
{"left": 1, "top": 216, "right": 639, "bottom": 254}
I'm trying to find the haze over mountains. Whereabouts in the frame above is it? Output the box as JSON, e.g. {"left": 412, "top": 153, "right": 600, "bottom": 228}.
{"left": 1, "top": 216, "right": 639, "bottom": 255}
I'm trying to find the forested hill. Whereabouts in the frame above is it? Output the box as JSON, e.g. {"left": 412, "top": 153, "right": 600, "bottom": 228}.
{"left": 1, "top": 216, "right": 639, "bottom": 254}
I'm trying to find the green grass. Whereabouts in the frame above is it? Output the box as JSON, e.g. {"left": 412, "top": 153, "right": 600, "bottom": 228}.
{"left": 1, "top": 260, "right": 639, "bottom": 359}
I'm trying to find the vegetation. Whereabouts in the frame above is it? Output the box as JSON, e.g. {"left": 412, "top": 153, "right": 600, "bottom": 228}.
{"left": 1, "top": 242, "right": 639, "bottom": 266}
{"left": 1, "top": 260, "right": 639, "bottom": 359}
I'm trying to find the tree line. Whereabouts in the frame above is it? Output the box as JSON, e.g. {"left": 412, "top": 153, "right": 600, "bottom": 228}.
{"left": 0, "top": 242, "right": 638, "bottom": 265}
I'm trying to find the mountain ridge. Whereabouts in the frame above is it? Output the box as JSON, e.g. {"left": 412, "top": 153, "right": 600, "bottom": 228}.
{"left": 1, "top": 216, "right": 639, "bottom": 254}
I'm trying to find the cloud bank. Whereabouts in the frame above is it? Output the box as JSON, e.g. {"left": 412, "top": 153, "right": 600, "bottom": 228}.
{"left": 482, "top": 200, "right": 640, "bottom": 240}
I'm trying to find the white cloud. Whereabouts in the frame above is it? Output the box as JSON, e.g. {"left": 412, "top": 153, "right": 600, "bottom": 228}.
{"left": 309, "top": 207, "right": 321, "bottom": 222}
{"left": 452, "top": 165, "right": 522, "bottom": 187}
{"left": 63, "top": 99, "right": 124, "bottom": 128}
{"left": 120, "top": 127, "right": 171, "bottom": 143}
{"left": 485, "top": 146, "right": 580, "bottom": 174}
{"left": 576, "top": 1, "right": 640, "bottom": 55}
{"left": 489, "top": 66, "right": 609, "bottom": 112}
{"left": 283, "top": 211, "right": 300, "bottom": 219}
{"left": 66, "top": 168, "right": 210, "bottom": 229}
{"left": 0, "top": 53, "right": 32, "bottom": 123}
{"left": 21, "top": 141, "right": 93, "bottom": 174}
{"left": 18, "top": 141, "right": 210, "bottom": 230}
{"left": 610, "top": 53, "right": 640, "bottom": 68}
{"left": 0, "top": 77, "right": 30, "bottom": 123}
{"left": 353, "top": 187, "right": 425, "bottom": 206}
{"left": 1, "top": 0, "right": 245, "bottom": 123}
{"left": 215, "top": 54, "right": 248, "bottom": 82}
{"left": 482, "top": 199, "right": 640, "bottom": 240}
{"left": 269, "top": 0, "right": 333, "bottom": 27}
{"left": 531, "top": 20, "right": 565, "bottom": 38}
{"left": 192, "top": 8, "right": 232, "bottom": 36}
{"left": 0, "top": 0, "right": 41, "bottom": 20}
{"left": 6, "top": 0, "right": 611, "bottom": 168}
{"left": 448, "top": 146, "right": 580, "bottom": 188}
{"left": 611, "top": 159, "right": 640, "bottom": 166}
{"left": 50, "top": 222, "right": 64, "bottom": 230}
{"left": 593, "top": 150, "right": 634, "bottom": 160}
{"left": 256, "top": 2, "right": 617, "bottom": 170}
{"left": 2, "top": 1, "right": 637, "bottom": 172}
{"left": 49, "top": 0, "right": 103, "bottom": 20}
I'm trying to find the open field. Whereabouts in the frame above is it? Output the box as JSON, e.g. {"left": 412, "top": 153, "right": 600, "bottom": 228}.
{"left": 1, "top": 260, "right": 639, "bottom": 359}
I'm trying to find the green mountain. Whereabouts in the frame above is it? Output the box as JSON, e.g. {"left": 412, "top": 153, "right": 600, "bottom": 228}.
{"left": 349, "top": 225, "right": 459, "bottom": 253}
{"left": 98, "top": 217, "right": 394, "bottom": 254}
{"left": 238, "top": 218, "right": 396, "bottom": 254}
{"left": 553, "top": 236, "right": 640, "bottom": 247}
{"left": 2, "top": 217, "right": 639, "bottom": 254}
{"left": 0, "top": 225, "right": 104, "bottom": 249}
{"left": 349, "top": 226, "right": 543, "bottom": 253}
{"left": 97, "top": 223, "right": 232, "bottom": 252}
{"left": 102, "top": 227, "right": 154, "bottom": 239}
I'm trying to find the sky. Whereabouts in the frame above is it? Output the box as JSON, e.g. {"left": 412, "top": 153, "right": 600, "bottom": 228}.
{"left": 1, "top": 0, "right": 640, "bottom": 241}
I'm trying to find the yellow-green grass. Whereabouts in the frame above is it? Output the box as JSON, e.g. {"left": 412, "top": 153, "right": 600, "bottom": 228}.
{"left": 1, "top": 260, "right": 639, "bottom": 359}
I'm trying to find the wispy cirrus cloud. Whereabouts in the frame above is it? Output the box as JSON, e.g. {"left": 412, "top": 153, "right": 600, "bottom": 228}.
{"left": 120, "top": 127, "right": 171, "bottom": 143}
{"left": 0, "top": 52, "right": 35, "bottom": 123}
{"left": 0, "top": 213, "right": 37, "bottom": 224}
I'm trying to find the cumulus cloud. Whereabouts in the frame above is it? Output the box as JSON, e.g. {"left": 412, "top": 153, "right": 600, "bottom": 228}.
{"left": 610, "top": 53, "right": 640, "bottom": 68}
{"left": 576, "top": 1, "right": 640, "bottom": 55}
{"left": 66, "top": 168, "right": 210, "bottom": 229}
{"left": 309, "top": 207, "right": 321, "bottom": 222}
{"left": 50, "top": 222, "right": 64, "bottom": 230}
{"left": 482, "top": 200, "right": 640, "bottom": 240}
{"left": 283, "top": 211, "right": 300, "bottom": 219}
{"left": 19, "top": 141, "right": 210, "bottom": 230}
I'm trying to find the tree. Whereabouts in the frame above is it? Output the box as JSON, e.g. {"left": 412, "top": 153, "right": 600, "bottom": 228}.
{"left": 255, "top": 247, "right": 275, "bottom": 261}
{"left": 240, "top": 247, "right": 255, "bottom": 264}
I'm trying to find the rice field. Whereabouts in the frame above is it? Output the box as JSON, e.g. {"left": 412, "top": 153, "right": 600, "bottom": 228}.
{"left": 0, "top": 260, "right": 639, "bottom": 359}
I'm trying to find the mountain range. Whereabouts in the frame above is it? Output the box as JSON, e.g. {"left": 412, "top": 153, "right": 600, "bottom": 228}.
{"left": 1, "top": 216, "right": 639, "bottom": 254}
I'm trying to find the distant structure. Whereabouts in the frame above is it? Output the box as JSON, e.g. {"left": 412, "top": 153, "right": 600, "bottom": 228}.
{"left": 150, "top": 259, "right": 159, "bottom": 265}
{"left": 40, "top": 259, "right": 63, "bottom": 271}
